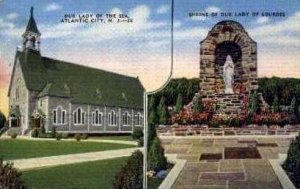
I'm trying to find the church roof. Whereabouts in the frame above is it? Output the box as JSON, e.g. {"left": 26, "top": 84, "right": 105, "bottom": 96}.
{"left": 24, "top": 7, "right": 40, "bottom": 34}
{"left": 14, "top": 50, "right": 144, "bottom": 109}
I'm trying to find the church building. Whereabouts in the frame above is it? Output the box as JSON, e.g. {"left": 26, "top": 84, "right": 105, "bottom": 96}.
{"left": 8, "top": 7, "right": 144, "bottom": 135}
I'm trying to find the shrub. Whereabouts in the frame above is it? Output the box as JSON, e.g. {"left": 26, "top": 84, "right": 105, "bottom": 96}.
{"left": 51, "top": 126, "right": 56, "bottom": 138}
{"left": 249, "top": 91, "right": 259, "bottom": 115}
{"left": 175, "top": 93, "right": 183, "bottom": 113}
{"left": 132, "top": 127, "right": 143, "bottom": 140}
{"left": 113, "top": 150, "right": 143, "bottom": 189}
{"left": 56, "top": 133, "right": 62, "bottom": 141}
{"left": 272, "top": 95, "right": 280, "bottom": 113}
{"left": 148, "top": 124, "right": 157, "bottom": 149}
{"left": 74, "top": 133, "right": 81, "bottom": 141}
{"left": 157, "top": 96, "right": 168, "bottom": 125}
{"left": 0, "top": 159, "right": 26, "bottom": 189}
{"left": 148, "top": 137, "right": 167, "bottom": 172}
{"left": 81, "top": 133, "right": 88, "bottom": 140}
{"left": 10, "top": 133, "right": 18, "bottom": 139}
{"left": 283, "top": 133, "right": 300, "bottom": 188}
{"left": 31, "top": 129, "right": 38, "bottom": 138}
{"left": 38, "top": 127, "right": 46, "bottom": 138}
{"left": 61, "top": 133, "right": 69, "bottom": 139}
{"left": 192, "top": 97, "right": 203, "bottom": 113}
{"left": 137, "top": 137, "right": 144, "bottom": 147}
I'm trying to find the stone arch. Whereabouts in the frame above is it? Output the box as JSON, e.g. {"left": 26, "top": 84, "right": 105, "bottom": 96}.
{"left": 199, "top": 20, "right": 257, "bottom": 98}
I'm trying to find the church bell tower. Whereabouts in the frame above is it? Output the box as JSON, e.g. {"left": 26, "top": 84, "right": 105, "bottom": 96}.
{"left": 22, "top": 7, "right": 41, "bottom": 52}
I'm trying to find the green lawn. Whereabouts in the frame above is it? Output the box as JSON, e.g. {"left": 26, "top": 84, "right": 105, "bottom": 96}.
{"left": 89, "top": 135, "right": 135, "bottom": 141}
{"left": 0, "top": 139, "right": 135, "bottom": 160}
{"left": 22, "top": 157, "right": 128, "bottom": 189}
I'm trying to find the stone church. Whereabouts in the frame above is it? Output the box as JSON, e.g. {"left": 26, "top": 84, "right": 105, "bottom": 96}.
{"left": 8, "top": 8, "right": 144, "bottom": 135}
{"left": 195, "top": 20, "right": 259, "bottom": 117}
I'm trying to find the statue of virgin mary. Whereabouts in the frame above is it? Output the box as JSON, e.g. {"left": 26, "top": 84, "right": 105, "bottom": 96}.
{"left": 223, "top": 55, "right": 234, "bottom": 94}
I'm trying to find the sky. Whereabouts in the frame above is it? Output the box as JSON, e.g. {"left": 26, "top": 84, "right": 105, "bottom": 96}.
{"left": 0, "top": 0, "right": 300, "bottom": 116}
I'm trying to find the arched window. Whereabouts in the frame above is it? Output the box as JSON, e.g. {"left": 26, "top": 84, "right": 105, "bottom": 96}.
{"left": 122, "top": 111, "right": 131, "bottom": 126}
{"left": 73, "top": 108, "right": 85, "bottom": 125}
{"left": 136, "top": 112, "right": 143, "bottom": 126}
{"left": 92, "top": 109, "right": 103, "bottom": 126}
{"left": 108, "top": 110, "right": 117, "bottom": 126}
{"left": 53, "top": 106, "right": 67, "bottom": 125}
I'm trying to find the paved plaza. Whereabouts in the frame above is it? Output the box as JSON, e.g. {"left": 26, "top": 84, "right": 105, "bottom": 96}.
{"left": 160, "top": 137, "right": 294, "bottom": 189}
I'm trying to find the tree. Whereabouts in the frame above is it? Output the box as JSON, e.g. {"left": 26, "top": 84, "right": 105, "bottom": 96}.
{"left": 289, "top": 96, "right": 297, "bottom": 115}
{"left": 148, "top": 124, "right": 157, "bottom": 150}
{"left": 148, "top": 137, "right": 167, "bottom": 172}
{"left": 157, "top": 97, "right": 168, "bottom": 125}
{"left": 132, "top": 127, "right": 143, "bottom": 140}
{"left": 192, "top": 97, "right": 203, "bottom": 114}
{"left": 282, "top": 133, "right": 300, "bottom": 188}
{"left": 175, "top": 93, "right": 183, "bottom": 113}
{"left": 0, "top": 111, "right": 6, "bottom": 129}
{"left": 149, "top": 109, "right": 159, "bottom": 125}
{"left": 0, "top": 159, "right": 26, "bottom": 189}
{"left": 249, "top": 91, "right": 259, "bottom": 115}
{"left": 113, "top": 150, "right": 143, "bottom": 189}
{"left": 272, "top": 95, "right": 280, "bottom": 113}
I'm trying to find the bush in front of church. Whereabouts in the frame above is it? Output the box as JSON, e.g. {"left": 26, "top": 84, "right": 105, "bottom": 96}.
{"left": 0, "top": 159, "right": 26, "bottom": 189}
{"left": 113, "top": 150, "right": 143, "bottom": 189}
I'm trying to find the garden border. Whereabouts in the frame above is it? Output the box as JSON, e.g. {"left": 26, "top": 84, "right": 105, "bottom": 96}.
{"left": 158, "top": 154, "right": 186, "bottom": 189}
{"left": 269, "top": 154, "right": 296, "bottom": 189}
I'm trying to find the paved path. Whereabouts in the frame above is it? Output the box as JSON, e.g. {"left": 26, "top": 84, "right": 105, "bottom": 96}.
{"left": 5, "top": 147, "right": 142, "bottom": 171}
{"left": 160, "top": 137, "right": 293, "bottom": 189}
{"left": 0, "top": 135, "right": 137, "bottom": 146}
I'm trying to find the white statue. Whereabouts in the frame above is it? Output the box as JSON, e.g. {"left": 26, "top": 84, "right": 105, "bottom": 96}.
{"left": 223, "top": 55, "right": 234, "bottom": 94}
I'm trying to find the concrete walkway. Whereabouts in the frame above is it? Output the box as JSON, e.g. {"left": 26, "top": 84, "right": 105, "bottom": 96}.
{"left": 0, "top": 135, "right": 137, "bottom": 146}
{"left": 5, "top": 147, "right": 142, "bottom": 171}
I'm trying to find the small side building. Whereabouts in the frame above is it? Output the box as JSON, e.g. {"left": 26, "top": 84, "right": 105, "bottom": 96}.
{"left": 8, "top": 7, "right": 144, "bottom": 134}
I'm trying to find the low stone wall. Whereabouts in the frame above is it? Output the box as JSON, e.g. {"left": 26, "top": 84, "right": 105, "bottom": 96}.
{"left": 269, "top": 154, "right": 296, "bottom": 189}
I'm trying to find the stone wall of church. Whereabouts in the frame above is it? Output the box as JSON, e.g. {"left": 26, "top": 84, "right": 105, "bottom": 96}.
{"left": 45, "top": 96, "right": 143, "bottom": 133}
{"left": 8, "top": 60, "right": 29, "bottom": 133}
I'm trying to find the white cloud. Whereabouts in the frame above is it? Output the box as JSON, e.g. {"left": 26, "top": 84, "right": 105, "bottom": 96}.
{"left": 0, "top": 18, "right": 15, "bottom": 30}
{"left": 110, "top": 8, "right": 122, "bottom": 14}
{"left": 174, "top": 21, "right": 181, "bottom": 28}
{"left": 156, "top": 5, "right": 170, "bottom": 14}
{"left": 250, "top": 12, "right": 300, "bottom": 46}
{"left": 254, "top": 17, "right": 269, "bottom": 24}
{"left": 174, "top": 27, "right": 208, "bottom": 40}
{"left": 6, "top": 13, "right": 19, "bottom": 20}
{"left": 45, "top": 3, "right": 62, "bottom": 12}
{"left": 206, "top": 6, "right": 220, "bottom": 13}
{"left": 191, "top": 6, "right": 221, "bottom": 21}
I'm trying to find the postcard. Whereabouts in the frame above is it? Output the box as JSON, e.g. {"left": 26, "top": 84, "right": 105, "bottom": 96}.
{"left": 0, "top": 0, "right": 300, "bottom": 189}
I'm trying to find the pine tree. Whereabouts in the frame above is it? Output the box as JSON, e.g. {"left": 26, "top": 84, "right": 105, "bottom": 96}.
{"left": 282, "top": 133, "right": 300, "bottom": 187}
{"left": 148, "top": 137, "right": 167, "bottom": 172}
{"left": 148, "top": 123, "right": 157, "bottom": 149}
{"left": 289, "top": 96, "right": 297, "bottom": 114}
{"left": 175, "top": 93, "right": 183, "bottom": 113}
{"left": 272, "top": 95, "right": 280, "bottom": 113}
{"left": 249, "top": 91, "right": 259, "bottom": 115}
{"left": 157, "top": 96, "right": 168, "bottom": 125}
{"left": 149, "top": 109, "right": 158, "bottom": 125}
{"left": 193, "top": 97, "right": 203, "bottom": 113}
